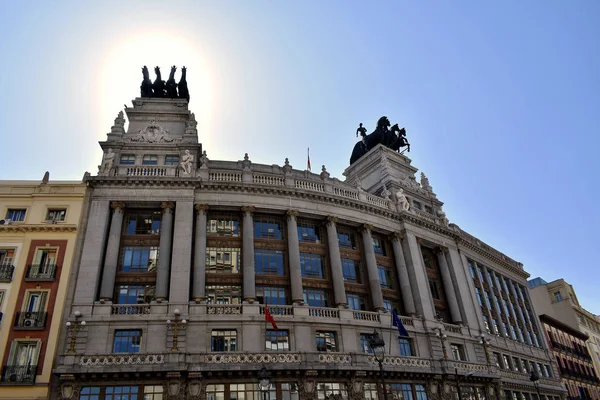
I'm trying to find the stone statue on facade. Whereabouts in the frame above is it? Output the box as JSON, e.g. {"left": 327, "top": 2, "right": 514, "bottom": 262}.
{"left": 349, "top": 116, "right": 411, "bottom": 165}
{"left": 140, "top": 66, "right": 154, "bottom": 97}
{"left": 421, "top": 172, "right": 432, "bottom": 192}
{"left": 178, "top": 66, "right": 190, "bottom": 101}
{"left": 153, "top": 66, "right": 166, "bottom": 98}
{"left": 179, "top": 150, "right": 194, "bottom": 176}
{"left": 381, "top": 185, "right": 391, "bottom": 200}
{"left": 100, "top": 148, "right": 115, "bottom": 173}
{"left": 396, "top": 188, "right": 410, "bottom": 212}
{"left": 356, "top": 123, "right": 367, "bottom": 138}
{"left": 199, "top": 150, "right": 209, "bottom": 169}
{"left": 437, "top": 209, "right": 449, "bottom": 226}
{"left": 166, "top": 66, "right": 179, "bottom": 98}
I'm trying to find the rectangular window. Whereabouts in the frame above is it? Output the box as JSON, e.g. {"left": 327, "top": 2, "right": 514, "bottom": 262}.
{"left": 300, "top": 253, "right": 324, "bottom": 278}
{"left": 206, "top": 247, "right": 241, "bottom": 273}
{"left": 106, "top": 386, "right": 138, "bottom": 400}
{"left": 255, "top": 250, "right": 284, "bottom": 275}
{"left": 372, "top": 235, "right": 386, "bottom": 256}
{"left": 23, "top": 290, "right": 48, "bottom": 312}
{"left": 492, "top": 319, "right": 500, "bottom": 335}
{"left": 120, "top": 246, "right": 159, "bottom": 272}
{"left": 415, "top": 385, "right": 428, "bottom": 400}
{"left": 6, "top": 209, "right": 26, "bottom": 222}
{"left": 266, "top": 329, "right": 289, "bottom": 351}
{"left": 46, "top": 209, "right": 66, "bottom": 222}
{"left": 303, "top": 289, "right": 328, "bottom": 307}
{"left": 143, "top": 385, "right": 164, "bottom": 400}
{"left": 483, "top": 315, "right": 491, "bottom": 333}
{"left": 5, "top": 340, "right": 40, "bottom": 383}
{"left": 468, "top": 261, "right": 475, "bottom": 278}
{"left": 429, "top": 280, "right": 441, "bottom": 299}
{"left": 503, "top": 355, "right": 512, "bottom": 370}
{"left": 113, "top": 330, "right": 142, "bottom": 353}
{"left": 383, "top": 299, "right": 398, "bottom": 313}
{"left": 316, "top": 383, "right": 347, "bottom": 398}
{"left": 488, "top": 271, "right": 494, "bottom": 287}
{"left": 164, "top": 155, "right": 179, "bottom": 166}
{"left": 484, "top": 291, "right": 492, "bottom": 309}
{"left": 346, "top": 294, "right": 366, "bottom": 311}
{"left": 512, "top": 357, "right": 520, "bottom": 372}
{"left": 554, "top": 291, "right": 563, "bottom": 301}
{"left": 142, "top": 155, "right": 158, "bottom": 165}
{"left": 206, "top": 285, "right": 242, "bottom": 304}
{"left": 475, "top": 288, "right": 483, "bottom": 306}
{"left": 297, "top": 221, "right": 322, "bottom": 243}
{"left": 254, "top": 216, "right": 283, "bottom": 240}
{"left": 124, "top": 210, "right": 161, "bottom": 235}
{"left": 390, "top": 384, "right": 414, "bottom": 400}
{"left": 544, "top": 364, "right": 552, "bottom": 378}
{"left": 120, "top": 154, "right": 136, "bottom": 165}
{"left": 316, "top": 331, "right": 337, "bottom": 352}
{"left": 0, "top": 249, "right": 14, "bottom": 266}
{"left": 494, "top": 352, "right": 502, "bottom": 368}
{"left": 80, "top": 387, "right": 101, "bottom": 400}
{"left": 477, "top": 267, "right": 484, "bottom": 282}
{"left": 337, "top": 229, "right": 356, "bottom": 248}
{"left": 115, "top": 285, "right": 154, "bottom": 304}
{"left": 360, "top": 334, "right": 373, "bottom": 354}
{"left": 398, "top": 338, "right": 413, "bottom": 356}
{"left": 451, "top": 344, "right": 465, "bottom": 361}
{"left": 341, "top": 258, "right": 360, "bottom": 283}
{"left": 511, "top": 325, "right": 518, "bottom": 340}
{"left": 207, "top": 213, "right": 240, "bottom": 237}
{"left": 257, "top": 286, "right": 287, "bottom": 305}
{"left": 377, "top": 265, "right": 393, "bottom": 288}
{"left": 211, "top": 330, "right": 237, "bottom": 352}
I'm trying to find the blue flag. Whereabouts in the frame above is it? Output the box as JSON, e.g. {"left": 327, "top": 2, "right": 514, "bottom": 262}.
{"left": 392, "top": 310, "right": 409, "bottom": 337}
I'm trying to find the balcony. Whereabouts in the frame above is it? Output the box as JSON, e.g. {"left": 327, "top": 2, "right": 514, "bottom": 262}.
{"left": 111, "top": 304, "right": 150, "bottom": 315}
{"left": 0, "top": 265, "right": 14, "bottom": 282}
{"left": 13, "top": 311, "right": 47, "bottom": 330}
{"left": 25, "top": 264, "right": 57, "bottom": 281}
{"left": 0, "top": 365, "right": 37, "bottom": 384}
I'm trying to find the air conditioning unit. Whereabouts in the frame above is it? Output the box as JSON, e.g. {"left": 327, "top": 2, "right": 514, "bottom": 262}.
{"left": 24, "top": 318, "right": 35, "bottom": 327}
{"left": 0, "top": 219, "right": 12, "bottom": 225}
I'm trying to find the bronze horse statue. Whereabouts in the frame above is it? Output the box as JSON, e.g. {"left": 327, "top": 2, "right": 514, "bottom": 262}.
{"left": 349, "top": 116, "right": 410, "bottom": 165}
{"left": 166, "top": 66, "right": 178, "bottom": 98}
{"left": 178, "top": 66, "right": 189, "bottom": 101}
{"left": 152, "top": 66, "right": 166, "bottom": 98}
{"left": 140, "top": 66, "right": 153, "bottom": 97}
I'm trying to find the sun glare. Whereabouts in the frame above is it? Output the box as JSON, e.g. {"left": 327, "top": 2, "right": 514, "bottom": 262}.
{"left": 94, "top": 30, "right": 214, "bottom": 169}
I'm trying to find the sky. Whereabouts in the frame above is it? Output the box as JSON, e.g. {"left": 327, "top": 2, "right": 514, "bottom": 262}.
{"left": 0, "top": 1, "right": 599, "bottom": 313}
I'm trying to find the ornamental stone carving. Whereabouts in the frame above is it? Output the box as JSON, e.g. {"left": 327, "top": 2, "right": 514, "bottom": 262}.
{"left": 187, "top": 375, "right": 205, "bottom": 400}
{"left": 80, "top": 354, "right": 165, "bottom": 366}
{"left": 100, "top": 148, "right": 115, "bottom": 173}
{"left": 437, "top": 209, "right": 449, "bottom": 226}
{"left": 348, "top": 375, "right": 365, "bottom": 400}
{"left": 127, "top": 120, "right": 178, "bottom": 143}
{"left": 298, "top": 377, "right": 317, "bottom": 400}
{"left": 421, "top": 172, "right": 433, "bottom": 192}
{"left": 179, "top": 150, "right": 194, "bottom": 176}
{"left": 396, "top": 188, "right": 410, "bottom": 212}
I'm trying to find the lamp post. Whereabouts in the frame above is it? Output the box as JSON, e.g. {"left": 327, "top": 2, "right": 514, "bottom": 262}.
{"left": 434, "top": 327, "right": 448, "bottom": 360}
{"left": 479, "top": 333, "right": 491, "bottom": 365}
{"left": 66, "top": 311, "right": 86, "bottom": 353}
{"left": 368, "top": 329, "right": 389, "bottom": 400}
{"left": 455, "top": 368, "right": 474, "bottom": 400}
{"left": 166, "top": 309, "right": 187, "bottom": 352}
{"left": 257, "top": 365, "right": 272, "bottom": 400}
{"left": 530, "top": 370, "right": 542, "bottom": 400}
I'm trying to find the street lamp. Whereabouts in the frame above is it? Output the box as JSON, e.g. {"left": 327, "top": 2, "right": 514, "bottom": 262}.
{"left": 166, "top": 309, "right": 187, "bottom": 352}
{"left": 257, "top": 365, "right": 272, "bottom": 400}
{"left": 368, "top": 329, "right": 388, "bottom": 400}
{"left": 455, "top": 368, "right": 474, "bottom": 400}
{"left": 530, "top": 370, "right": 542, "bottom": 400}
{"left": 66, "top": 311, "right": 86, "bottom": 353}
{"left": 479, "top": 333, "right": 491, "bottom": 365}
{"left": 434, "top": 327, "right": 448, "bottom": 360}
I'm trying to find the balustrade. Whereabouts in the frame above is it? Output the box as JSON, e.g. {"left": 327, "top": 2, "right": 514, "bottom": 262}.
{"left": 295, "top": 180, "right": 324, "bottom": 192}
{"left": 25, "top": 264, "right": 57, "bottom": 281}
{"left": 253, "top": 175, "right": 284, "bottom": 186}
{"left": 111, "top": 304, "right": 151, "bottom": 315}
{"left": 1, "top": 365, "right": 37, "bottom": 384}
{"left": 308, "top": 307, "right": 339, "bottom": 318}
{"left": 207, "top": 304, "right": 242, "bottom": 315}
{"left": 209, "top": 172, "right": 242, "bottom": 182}
{"left": 0, "top": 265, "right": 14, "bottom": 282}
{"left": 352, "top": 310, "right": 381, "bottom": 322}
{"left": 259, "top": 305, "right": 294, "bottom": 316}
{"left": 125, "top": 166, "right": 170, "bottom": 177}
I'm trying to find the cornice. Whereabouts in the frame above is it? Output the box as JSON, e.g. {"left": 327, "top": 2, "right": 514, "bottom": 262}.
{"left": 457, "top": 238, "right": 529, "bottom": 279}
{"left": 0, "top": 224, "right": 78, "bottom": 233}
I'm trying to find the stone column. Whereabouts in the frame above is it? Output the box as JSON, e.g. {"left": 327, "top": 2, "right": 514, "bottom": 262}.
{"left": 99, "top": 202, "right": 126, "bottom": 302}
{"left": 155, "top": 202, "right": 174, "bottom": 301}
{"left": 436, "top": 249, "right": 462, "bottom": 323}
{"left": 74, "top": 199, "right": 111, "bottom": 304}
{"left": 360, "top": 224, "right": 384, "bottom": 311}
{"left": 325, "top": 216, "right": 347, "bottom": 307}
{"left": 169, "top": 200, "right": 194, "bottom": 303}
{"left": 241, "top": 206, "right": 256, "bottom": 302}
{"left": 446, "top": 248, "right": 479, "bottom": 327}
{"left": 402, "top": 233, "right": 435, "bottom": 320}
{"left": 480, "top": 263, "right": 505, "bottom": 335}
{"left": 390, "top": 233, "right": 416, "bottom": 315}
{"left": 192, "top": 204, "right": 209, "bottom": 301}
{"left": 286, "top": 210, "right": 304, "bottom": 304}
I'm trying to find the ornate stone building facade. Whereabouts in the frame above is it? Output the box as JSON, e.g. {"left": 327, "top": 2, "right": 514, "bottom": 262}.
{"left": 52, "top": 96, "right": 567, "bottom": 400}
{"left": 0, "top": 178, "right": 86, "bottom": 399}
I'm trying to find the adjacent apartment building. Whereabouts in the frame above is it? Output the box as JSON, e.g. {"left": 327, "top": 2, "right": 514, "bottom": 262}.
{"left": 530, "top": 278, "right": 600, "bottom": 399}
{"left": 0, "top": 177, "right": 85, "bottom": 399}
{"left": 51, "top": 90, "right": 566, "bottom": 400}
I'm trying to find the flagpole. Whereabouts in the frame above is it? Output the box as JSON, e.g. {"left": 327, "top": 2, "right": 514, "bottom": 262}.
{"left": 389, "top": 311, "right": 394, "bottom": 355}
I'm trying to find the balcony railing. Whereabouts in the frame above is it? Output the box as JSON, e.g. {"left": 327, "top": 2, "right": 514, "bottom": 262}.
{"left": 13, "top": 312, "right": 47, "bottom": 330}
{"left": 0, "top": 265, "right": 14, "bottom": 282}
{"left": 352, "top": 310, "right": 381, "bottom": 322}
{"left": 25, "top": 264, "right": 57, "bottom": 281}
{"left": 259, "top": 305, "right": 293, "bottom": 316}
{"left": 1, "top": 365, "right": 37, "bottom": 384}
{"left": 111, "top": 304, "right": 151, "bottom": 315}
{"left": 207, "top": 304, "right": 242, "bottom": 315}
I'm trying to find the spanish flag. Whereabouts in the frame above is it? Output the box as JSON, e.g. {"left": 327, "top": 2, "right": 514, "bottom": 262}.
{"left": 264, "top": 304, "right": 278, "bottom": 331}
{"left": 307, "top": 148, "right": 311, "bottom": 171}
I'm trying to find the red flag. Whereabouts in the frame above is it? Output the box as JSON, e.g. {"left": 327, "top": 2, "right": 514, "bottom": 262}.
{"left": 264, "top": 304, "right": 278, "bottom": 331}
{"left": 307, "top": 148, "right": 311, "bottom": 171}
